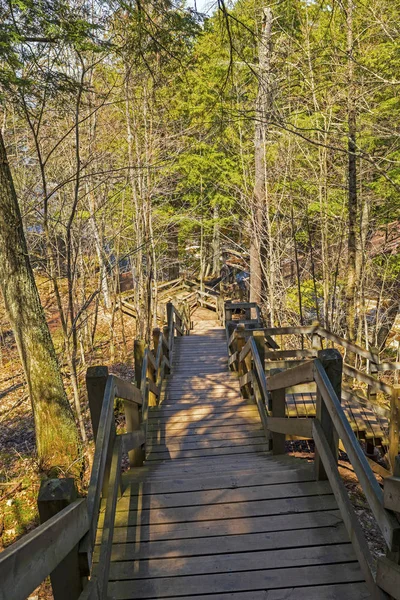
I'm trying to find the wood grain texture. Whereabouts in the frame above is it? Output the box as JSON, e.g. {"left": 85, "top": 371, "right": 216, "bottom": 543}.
{"left": 101, "top": 318, "right": 369, "bottom": 600}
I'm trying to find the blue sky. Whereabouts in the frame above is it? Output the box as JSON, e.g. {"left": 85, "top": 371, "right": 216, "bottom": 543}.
{"left": 186, "top": 0, "right": 217, "bottom": 14}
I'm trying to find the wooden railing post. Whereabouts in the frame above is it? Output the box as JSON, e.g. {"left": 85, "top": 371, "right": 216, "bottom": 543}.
{"left": 86, "top": 366, "right": 115, "bottom": 499}
{"left": 176, "top": 310, "right": 183, "bottom": 335}
{"left": 38, "top": 479, "right": 85, "bottom": 600}
{"left": 147, "top": 357, "right": 158, "bottom": 407}
{"left": 236, "top": 324, "right": 247, "bottom": 379}
{"left": 134, "top": 339, "right": 146, "bottom": 388}
{"left": 253, "top": 331, "right": 265, "bottom": 370}
{"left": 225, "top": 302, "right": 233, "bottom": 323}
{"left": 367, "top": 346, "right": 379, "bottom": 402}
{"left": 125, "top": 400, "right": 145, "bottom": 467}
{"left": 315, "top": 348, "right": 342, "bottom": 480}
{"left": 378, "top": 471, "right": 400, "bottom": 594}
{"left": 270, "top": 386, "right": 286, "bottom": 455}
{"left": 153, "top": 327, "right": 161, "bottom": 356}
{"left": 166, "top": 301, "right": 174, "bottom": 331}
{"left": 312, "top": 321, "right": 322, "bottom": 352}
{"left": 389, "top": 385, "right": 400, "bottom": 473}
{"left": 86, "top": 365, "right": 108, "bottom": 443}
{"left": 162, "top": 325, "right": 171, "bottom": 374}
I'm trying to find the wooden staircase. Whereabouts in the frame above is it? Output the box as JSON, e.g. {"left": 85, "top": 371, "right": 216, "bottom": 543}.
{"left": 101, "top": 316, "right": 370, "bottom": 599}
{"left": 4, "top": 296, "right": 400, "bottom": 600}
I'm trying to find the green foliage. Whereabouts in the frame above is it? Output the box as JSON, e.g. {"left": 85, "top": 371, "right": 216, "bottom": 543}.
{"left": 287, "top": 279, "right": 323, "bottom": 315}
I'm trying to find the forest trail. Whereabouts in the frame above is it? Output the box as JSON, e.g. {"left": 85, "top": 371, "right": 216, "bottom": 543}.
{"left": 98, "top": 309, "right": 370, "bottom": 599}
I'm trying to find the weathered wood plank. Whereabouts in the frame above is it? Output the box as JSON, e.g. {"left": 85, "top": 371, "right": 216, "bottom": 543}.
{"left": 0, "top": 500, "right": 88, "bottom": 600}
{"left": 267, "top": 360, "right": 315, "bottom": 391}
{"left": 110, "top": 543, "right": 356, "bottom": 580}
{"left": 267, "top": 416, "right": 313, "bottom": 437}
{"left": 265, "top": 349, "right": 317, "bottom": 359}
{"left": 147, "top": 424, "right": 263, "bottom": 437}
{"left": 377, "top": 556, "right": 400, "bottom": 599}
{"left": 101, "top": 509, "right": 343, "bottom": 543}
{"left": 149, "top": 406, "right": 257, "bottom": 418}
{"left": 312, "top": 420, "right": 382, "bottom": 597}
{"left": 147, "top": 417, "right": 261, "bottom": 430}
{"left": 95, "top": 523, "right": 349, "bottom": 561}
{"left": 314, "top": 359, "right": 400, "bottom": 549}
{"left": 132, "top": 583, "right": 370, "bottom": 600}
{"left": 123, "top": 461, "right": 304, "bottom": 483}
{"left": 343, "top": 364, "right": 392, "bottom": 395}
{"left": 147, "top": 437, "right": 268, "bottom": 451}
{"left": 125, "top": 466, "right": 315, "bottom": 495}
{"left": 263, "top": 326, "right": 318, "bottom": 336}
{"left": 146, "top": 443, "right": 272, "bottom": 460}
{"left": 100, "top": 494, "right": 338, "bottom": 527}
{"left": 108, "top": 562, "right": 365, "bottom": 599}
{"left": 114, "top": 480, "right": 332, "bottom": 511}
{"left": 113, "top": 375, "right": 142, "bottom": 405}
{"left": 121, "top": 430, "right": 145, "bottom": 453}
{"left": 96, "top": 437, "right": 122, "bottom": 596}
{"left": 383, "top": 476, "right": 400, "bottom": 512}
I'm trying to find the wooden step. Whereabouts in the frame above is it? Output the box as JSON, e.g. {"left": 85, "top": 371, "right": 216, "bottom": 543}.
{"left": 100, "top": 509, "right": 344, "bottom": 543}
{"left": 147, "top": 429, "right": 265, "bottom": 442}
{"left": 109, "top": 579, "right": 368, "bottom": 600}
{"left": 147, "top": 424, "right": 263, "bottom": 437}
{"left": 115, "top": 480, "right": 332, "bottom": 512}
{"left": 109, "top": 542, "right": 356, "bottom": 580}
{"left": 96, "top": 522, "right": 349, "bottom": 561}
{"left": 101, "top": 491, "right": 338, "bottom": 527}
{"left": 146, "top": 444, "right": 272, "bottom": 461}
{"left": 148, "top": 406, "right": 258, "bottom": 418}
{"left": 124, "top": 464, "right": 315, "bottom": 493}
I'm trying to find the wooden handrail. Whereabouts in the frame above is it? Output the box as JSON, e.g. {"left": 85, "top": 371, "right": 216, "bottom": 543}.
{"left": 0, "top": 295, "right": 192, "bottom": 600}
{"left": 80, "top": 374, "right": 144, "bottom": 568}
{"left": 313, "top": 359, "right": 400, "bottom": 549}
{"left": 227, "top": 305, "right": 400, "bottom": 596}
{"left": 226, "top": 302, "right": 399, "bottom": 398}
{"left": 312, "top": 420, "right": 383, "bottom": 597}
{"left": 0, "top": 499, "right": 89, "bottom": 600}
{"left": 267, "top": 360, "right": 315, "bottom": 391}
{"left": 263, "top": 325, "right": 319, "bottom": 336}
{"left": 229, "top": 307, "right": 399, "bottom": 374}
{"left": 316, "top": 326, "right": 380, "bottom": 364}
{"left": 343, "top": 363, "right": 393, "bottom": 395}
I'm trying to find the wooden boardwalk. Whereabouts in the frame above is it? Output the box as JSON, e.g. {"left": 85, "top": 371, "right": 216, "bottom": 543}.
{"left": 100, "top": 317, "right": 370, "bottom": 599}
{"left": 284, "top": 390, "right": 388, "bottom": 447}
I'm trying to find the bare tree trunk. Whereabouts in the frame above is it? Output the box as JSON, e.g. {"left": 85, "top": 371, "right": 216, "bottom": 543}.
{"left": 0, "top": 130, "right": 81, "bottom": 476}
{"left": 251, "top": 7, "right": 273, "bottom": 308}
{"left": 212, "top": 203, "right": 220, "bottom": 276}
{"left": 377, "top": 300, "right": 400, "bottom": 350}
{"left": 124, "top": 65, "right": 145, "bottom": 338}
{"left": 251, "top": 8, "right": 273, "bottom": 307}
{"left": 168, "top": 223, "right": 180, "bottom": 280}
{"left": 345, "top": 0, "right": 358, "bottom": 344}
{"left": 356, "top": 180, "right": 369, "bottom": 344}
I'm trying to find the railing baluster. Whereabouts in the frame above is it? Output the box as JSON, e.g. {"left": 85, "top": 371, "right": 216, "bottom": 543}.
{"left": 314, "top": 349, "right": 342, "bottom": 481}
{"left": 270, "top": 386, "right": 286, "bottom": 455}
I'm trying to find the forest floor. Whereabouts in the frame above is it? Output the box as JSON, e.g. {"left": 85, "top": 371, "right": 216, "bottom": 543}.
{"left": 0, "top": 298, "right": 392, "bottom": 598}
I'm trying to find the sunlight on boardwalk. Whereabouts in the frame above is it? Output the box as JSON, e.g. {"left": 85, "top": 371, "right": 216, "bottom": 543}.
{"left": 98, "top": 308, "right": 370, "bottom": 599}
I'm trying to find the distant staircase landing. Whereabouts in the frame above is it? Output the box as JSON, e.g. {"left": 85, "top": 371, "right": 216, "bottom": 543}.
{"left": 101, "top": 309, "right": 370, "bottom": 599}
